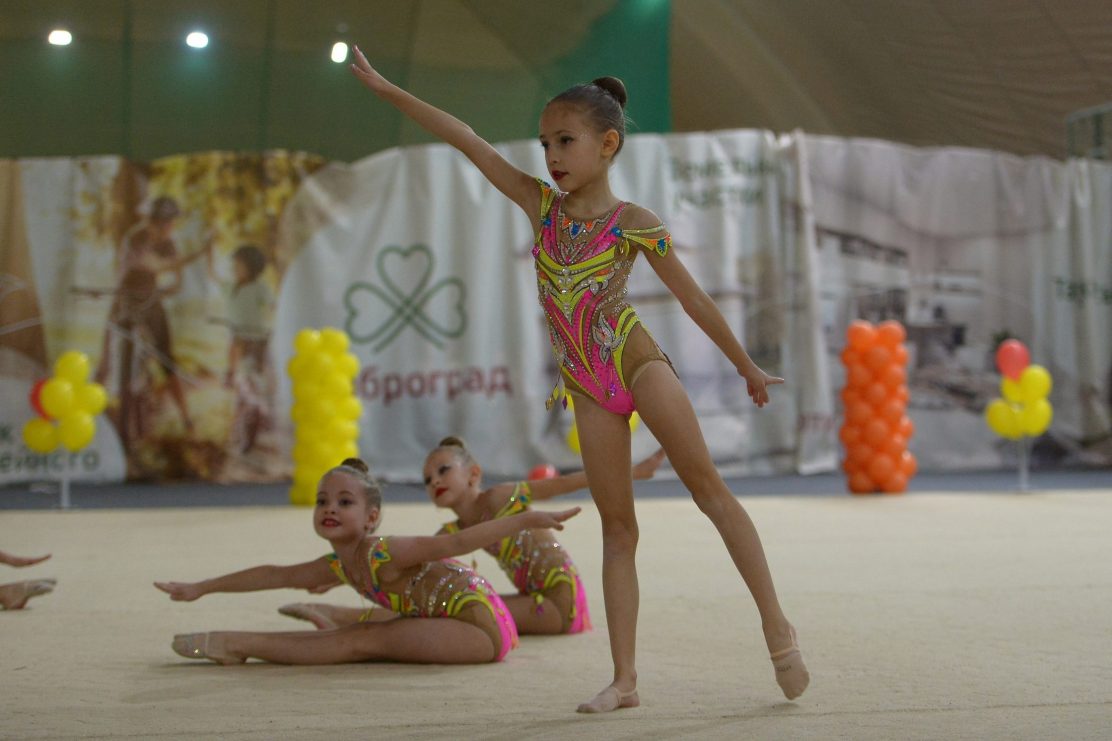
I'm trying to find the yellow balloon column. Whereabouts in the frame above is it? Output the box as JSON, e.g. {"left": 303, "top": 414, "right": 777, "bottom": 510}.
{"left": 984, "top": 339, "right": 1053, "bottom": 490}
{"left": 287, "top": 328, "right": 362, "bottom": 506}
{"left": 21, "top": 351, "right": 109, "bottom": 508}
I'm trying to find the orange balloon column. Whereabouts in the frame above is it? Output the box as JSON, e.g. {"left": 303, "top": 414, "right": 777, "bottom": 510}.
{"left": 839, "top": 320, "right": 917, "bottom": 495}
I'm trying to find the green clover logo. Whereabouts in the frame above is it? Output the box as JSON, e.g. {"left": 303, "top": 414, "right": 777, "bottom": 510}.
{"left": 344, "top": 245, "right": 467, "bottom": 353}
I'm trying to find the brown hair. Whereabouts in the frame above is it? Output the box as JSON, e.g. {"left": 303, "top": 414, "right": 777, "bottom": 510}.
{"left": 431, "top": 435, "right": 477, "bottom": 467}
{"left": 326, "top": 457, "right": 383, "bottom": 511}
{"left": 547, "top": 76, "right": 629, "bottom": 157}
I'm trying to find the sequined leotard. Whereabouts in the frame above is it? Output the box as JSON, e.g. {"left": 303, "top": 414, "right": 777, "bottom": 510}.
{"left": 533, "top": 179, "right": 673, "bottom": 414}
{"left": 326, "top": 537, "right": 519, "bottom": 661}
{"left": 441, "top": 482, "right": 591, "bottom": 634}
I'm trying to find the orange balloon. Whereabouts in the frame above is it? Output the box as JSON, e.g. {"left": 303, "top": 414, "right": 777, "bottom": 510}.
{"left": 894, "top": 384, "right": 910, "bottom": 404}
{"left": 848, "top": 471, "right": 875, "bottom": 494}
{"left": 863, "top": 381, "right": 888, "bottom": 406}
{"left": 840, "top": 347, "right": 860, "bottom": 367}
{"left": 841, "top": 386, "right": 862, "bottom": 406}
{"left": 893, "top": 345, "right": 909, "bottom": 366}
{"left": 839, "top": 423, "right": 862, "bottom": 447}
{"left": 867, "top": 453, "right": 896, "bottom": 484}
{"left": 896, "top": 415, "right": 915, "bottom": 440}
{"left": 899, "top": 450, "right": 918, "bottom": 477}
{"left": 847, "top": 442, "right": 874, "bottom": 469}
{"left": 847, "top": 363, "right": 872, "bottom": 388}
{"left": 881, "top": 471, "right": 908, "bottom": 494}
{"left": 877, "top": 320, "right": 906, "bottom": 346}
{"left": 880, "top": 398, "right": 905, "bottom": 424}
{"left": 846, "top": 321, "right": 877, "bottom": 351}
{"left": 881, "top": 433, "right": 908, "bottom": 458}
{"left": 841, "top": 457, "right": 861, "bottom": 476}
{"left": 845, "top": 400, "right": 872, "bottom": 426}
{"left": 865, "top": 345, "right": 893, "bottom": 372}
{"left": 880, "top": 364, "right": 907, "bottom": 388}
{"left": 863, "top": 418, "right": 890, "bottom": 448}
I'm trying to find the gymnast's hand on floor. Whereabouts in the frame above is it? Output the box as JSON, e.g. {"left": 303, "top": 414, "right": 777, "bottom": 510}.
{"left": 154, "top": 581, "right": 205, "bottom": 602}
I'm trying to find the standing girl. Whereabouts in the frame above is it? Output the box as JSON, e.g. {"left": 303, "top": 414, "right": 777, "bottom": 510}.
{"left": 155, "top": 459, "right": 578, "bottom": 665}
{"left": 349, "top": 46, "right": 808, "bottom": 712}
{"left": 281, "top": 438, "right": 665, "bottom": 636}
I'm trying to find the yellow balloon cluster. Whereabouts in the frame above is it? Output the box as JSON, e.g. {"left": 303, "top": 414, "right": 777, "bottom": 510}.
{"left": 985, "top": 364, "right": 1054, "bottom": 440}
{"left": 22, "top": 351, "right": 108, "bottom": 454}
{"left": 563, "top": 394, "right": 641, "bottom": 454}
{"left": 287, "top": 328, "right": 363, "bottom": 505}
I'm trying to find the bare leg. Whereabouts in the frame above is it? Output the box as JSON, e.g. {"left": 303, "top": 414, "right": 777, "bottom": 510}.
{"left": 632, "top": 363, "right": 808, "bottom": 699}
{"left": 172, "top": 618, "right": 496, "bottom": 665}
{"left": 501, "top": 582, "right": 573, "bottom": 635}
{"left": 0, "top": 579, "right": 56, "bottom": 610}
{"left": 571, "top": 395, "right": 641, "bottom": 712}
{"left": 277, "top": 603, "right": 395, "bottom": 630}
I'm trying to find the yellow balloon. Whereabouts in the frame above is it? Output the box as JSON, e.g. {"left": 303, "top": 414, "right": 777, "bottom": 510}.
{"left": 1018, "top": 398, "right": 1053, "bottom": 436}
{"left": 22, "top": 418, "right": 58, "bottom": 453}
{"left": 1000, "top": 377, "right": 1023, "bottom": 404}
{"left": 54, "top": 351, "right": 91, "bottom": 384}
{"left": 1018, "top": 365, "right": 1052, "bottom": 403}
{"left": 40, "top": 378, "right": 75, "bottom": 419}
{"left": 320, "top": 327, "right": 350, "bottom": 355}
{"left": 985, "top": 398, "right": 1022, "bottom": 439}
{"left": 321, "top": 370, "right": 351, "bottom": 398}
{"left": 74, "top": 383, "right": 108, "bottom": 415}
{"left": 337, "top": 353, "right": 360, "bottom": 380}
{"left": 58, "top": 412, "right": 96, "bottom": 451}
{"left": 566, "top": 425, "right": 581, "bottom": 453}
{"left": 338, "top": 441, "right": 359, "bottom": 460}
{"left": 338, "top": 396, "right": 363, "bottom": 421}
{"left": 289, "top": 481, "right": 316, "bottom": 507}
{"left": 294, "top": 329, "right": 322, "bottom": 355}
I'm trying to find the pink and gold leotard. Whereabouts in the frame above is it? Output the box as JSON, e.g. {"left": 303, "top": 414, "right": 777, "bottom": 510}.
{"left": 326, "top": 537, "right": 519, "bottom": 661}
{"left": 532, "top": 179, "right": 673, "bottom": 415}
{"left": 441, "top": 482, "right": 591, "bottom": 634}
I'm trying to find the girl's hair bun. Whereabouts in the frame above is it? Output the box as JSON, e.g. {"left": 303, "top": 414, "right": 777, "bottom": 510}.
{"left": 340, "top": 457, "right": 369, "bottom": 473}
{"left": 591, "top": 76, "right": 628, "bottom": 110}
{"left": 437, "top": 436, "right": 467, "bottom": 449}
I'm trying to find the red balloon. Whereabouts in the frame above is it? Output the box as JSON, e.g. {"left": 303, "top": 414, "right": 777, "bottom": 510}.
{"left": 995, "top": 339, "right": 1030, "bottom": 380}
{"left": 29, "top": 378, "right": 49, "bottom": 418}
{"left": 528, "top": 463, "right": 558, "bottom": 480}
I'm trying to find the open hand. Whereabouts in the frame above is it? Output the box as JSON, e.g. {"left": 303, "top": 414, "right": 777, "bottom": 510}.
{"left": 154, "top": 581, "right": 205, "bottom": 602}
{"left": 739, "top": 365, "right": 784, "bottom": 408}
{"left": 526, "top": 507, "right": 581, "bottom": 531}
{"left": 0, "top": 551, "right": 51, "bottom": 568}
{"left": 632, "top": 449, "right": 666, "bottom": 480}
{"left": 349, "top": 45, "right": 390, "bottom": 94}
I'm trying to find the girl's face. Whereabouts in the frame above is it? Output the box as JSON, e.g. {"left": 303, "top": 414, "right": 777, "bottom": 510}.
{"left": 233, "top": 257, "right": 250, "bottom": 283}
{"left": 538, "top": 104, "right": 618, "bottom": 193}
{"left": 422, "top": 449, "right": 477, "bottom": 508}
{"left": 313, "top": 471, "right": 379, "bottom": 543}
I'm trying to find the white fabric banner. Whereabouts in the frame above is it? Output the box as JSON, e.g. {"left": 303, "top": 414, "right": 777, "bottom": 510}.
{"left": 273, "top": 130, "right": 829, "bottom": 481}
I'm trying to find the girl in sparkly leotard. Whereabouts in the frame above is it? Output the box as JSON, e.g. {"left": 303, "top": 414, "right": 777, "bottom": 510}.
{"left": 155, "top": 458, "right": 578, "bottom": 665}
{"left": 349, "top": 46, "right": 808, "bottom": 712}
{"left": 282, "top": 439, "right": 665, "bottom": 636}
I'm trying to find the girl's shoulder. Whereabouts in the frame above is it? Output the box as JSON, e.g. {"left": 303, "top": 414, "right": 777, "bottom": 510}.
{"left": 619, "top": 202, "right": 667, "bottom": 231}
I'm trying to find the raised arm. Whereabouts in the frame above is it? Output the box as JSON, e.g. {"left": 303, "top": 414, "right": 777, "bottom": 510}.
{"left": 635, "top": 210, "right": 783, "bottom": 407}
{"left": 349, "top": 46, "right": 538, "bottom": 219}
{"left": 388, "top": 507, "right": 580, "bottom": 569}
{"left": 154, "top": 556, "right": 338, "bottom": 602}
{"left": 0, "top": 550, "right": 51, "bottom": 567}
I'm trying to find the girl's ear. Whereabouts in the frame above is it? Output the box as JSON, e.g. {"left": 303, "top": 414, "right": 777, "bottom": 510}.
{"left": 601, "top": 129, "right": 620, "bottom": 159}
{"left": 468, "top": 464, "right": 482, "bottom": 487}
{"left": 365, "top": 507, "right": 381, "bottom": 533}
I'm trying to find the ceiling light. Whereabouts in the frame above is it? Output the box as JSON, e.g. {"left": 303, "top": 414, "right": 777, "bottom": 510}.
{"left": 186, "top": 31, "right": 209, "bottom": 49}
{"left": 48, "top": 29, "right": 73, "bottom": 46}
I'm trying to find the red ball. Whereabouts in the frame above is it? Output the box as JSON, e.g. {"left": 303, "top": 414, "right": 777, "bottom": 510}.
{"left": 528, "top": 464, "right": 558, "bottom": 480}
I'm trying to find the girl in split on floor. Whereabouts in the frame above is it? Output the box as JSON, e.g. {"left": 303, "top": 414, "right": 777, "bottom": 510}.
{"left": 0, "top": 549, "right": 55, "bottom": 611}
{"left": 154, "top": 458, "right": 579, "bottom": 665}
{"left": 348, "top": 45, "right": 808, "bottom": 712}
{"left": 280, "top": 439, "right": 666, "bottom": 636}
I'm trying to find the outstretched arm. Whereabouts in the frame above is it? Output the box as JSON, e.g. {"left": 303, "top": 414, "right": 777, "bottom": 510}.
{"left": 349, "top": 46, "right": 538, "bottom": 219}
{"left": 154, "top": 557, "right": 338, "bottom": 602}
{"left": 516, "top": 449, "right": 667, "bottom": 502}
{"left": 387, "top": 507, "right": 581, "bottom": 569}
{"left": 639, "top": 223, "right": 784, "bottom": 407}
